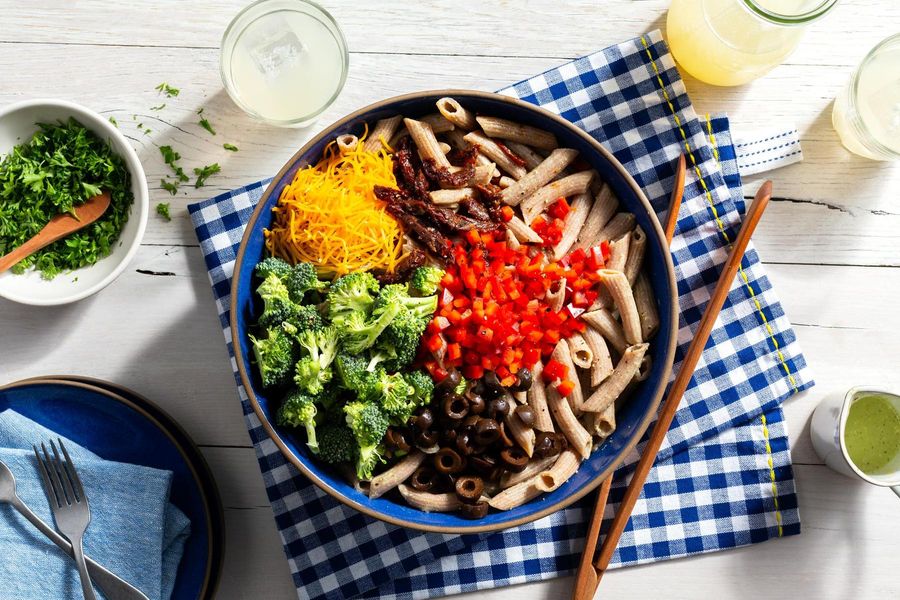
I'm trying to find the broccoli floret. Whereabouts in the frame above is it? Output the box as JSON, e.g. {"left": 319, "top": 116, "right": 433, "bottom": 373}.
{"left": 409, "top": 266, "right": 445, "bottom": 296}
{"left": 277, "top": 389, "right": 320, "bottom": 454}
{"left": 376, "top": 309, "right": 429, "bottom": 371}
{"left": 286, "top": 262, "right": 328, "bottom": 303}
{"left": 453, "top": 374, "right": 468, "bottom": 396}
{"left": 335, "top": 353, "right": 369, "bottom": 390}
{"left": 255, "top": 257, "right": 293, "bottom": 281}
{"left": 285, "top": 304, "right": 325, "bottom": 333}
{"left": 249, "top": 327, "right": 295, "bottom": 388}
{"left": 339, "top": 303, "right": 402, "bottom": 354}
{"left": 293, "top": 326, "right": 339, "bottom": 395}
{"left": 404, "top": 370, "right": 435, "bottom": 407}
{"left": 372, "top": 371, "right": 416, "bottom": 424}
{"left": 327, "top": 272, "right": 380, "bottom": 324}
{"left": 318, "top": 423, "right": 357, "bottom": 465}
{"left": 256, "top": 274, "right": 295, "bottom": 329}
{"left": 373, "top": 284, "right": 438, "bottom": 321}
{"left": 344, "top": 401, "right": 389, "bottom": 480}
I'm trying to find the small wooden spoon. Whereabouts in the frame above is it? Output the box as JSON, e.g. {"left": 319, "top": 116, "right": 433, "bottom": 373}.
{"left": 0, "top": 191, "right": 111, "bottom": 274}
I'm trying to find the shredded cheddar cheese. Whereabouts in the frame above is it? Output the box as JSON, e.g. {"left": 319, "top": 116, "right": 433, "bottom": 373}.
{"left": 265, "top": 133, "right": 406, "bottom": 277}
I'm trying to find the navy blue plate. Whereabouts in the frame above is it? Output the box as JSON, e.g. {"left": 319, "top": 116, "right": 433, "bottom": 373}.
{"left": 231, "top": 90, "right": 678, "bottom": 533}
{"left": 0, "top": 377, "right": 224, "bottom": 599}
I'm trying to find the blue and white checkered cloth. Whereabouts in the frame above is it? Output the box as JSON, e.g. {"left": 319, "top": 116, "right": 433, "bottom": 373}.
{"left": 189, "top": 30, "right": 812, "bottom": 599}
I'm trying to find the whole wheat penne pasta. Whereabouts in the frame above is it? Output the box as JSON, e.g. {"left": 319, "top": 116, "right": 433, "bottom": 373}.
{"left": 514, "top": 391, "right": 527, "bottom": 404}
{"left": 623, "top": 226, "right": 647, "bottom": 286}
{"left": 388, "top": 127, "right": 409, "bottom": 148}
{"left": 581, "top": 308, "right": 628, "bottom": 354}
{"left": 444, "top": 128, "right": 469, "bottom": 150}
{"left": 438, "top": 141, "right": 451, "bottom": 155}
{"left": 582, "top": 343, "right": 649, "bottom": 412}
{"left": 505, "top": 228, "right": 522, "bottom": 250}
{"left": 397, "top": 484, "right": 461, "bottom": 512}
{"left": 547, "top": 381, "right": 592, "bottom": 458}
{"left": 552, "top": 192, "right": 591, "bottom": 260}
{"left": 574, "top": 184, "right": 619, "bottom": 250}
{"left": 500, "top": 455, "right": 558, "bottom": 488}
{"left": 463, "top": 131, "right": 528, "bottom": 179}
{"left": 498, "top": 176, "right": 516, "bottom": 188}
{"left": 551, "top": 340, "right": 584, "bottom": 413}
{"left": 336, "top": 134, "right": 359, "bottom": 152}
{"left": 429, "top": 188, "right": 474, "bottom": 205}
{"left": 504, "top": 141, "right": 546, "bottom": 170}
{"left": 475, "top": 115, "right": 558, "bottom": 150}
{"left": 405, "top": 118, "right": 452, "bottom": 168}
{"left": 368, "top": 451, "right": 425, "bottom": 499}
{"left": 470, "top": 163, "right": 496, "bottom": 186}
{"left": 336, "top": 463, "right": 368, "bottom": 494}
{"left": 634, "top": 355, "right": 653, "bottom": 382}
{"left": 436, "top": 97, "right": 477, "bottom": 130}
{"left": 535, "top": 449, "right": 580, "bottom": 492}
{"left": 507, "top": 215, "right": 543, "bottom": 244}
{"left": 633, "top": 272, "right": 660, "bottom": 340}
{"left": 363, "top": 115, "right": 402, "bottom": 152}
{"left": 499, "top": 147, "right": 579, "bottom": 206}
{"left": 590, "top": 404, "right": 616, "bottom": 438}
{"left": 597, "top": 212, "right": 637, "bottom": 243}
{"left": 592, "top": 235, "right": 630, "bottom": 310}
{"left": 420, "top": 113, "right": 455, "bottom": 134}
{"left": 527, "top": 361, "right": 554, "bottom": 432}
{"left": 505, "top": 412, "right": 536, "bottom": 457}
{"left": 488, "top": 476, "right": 543, "bottom": 510}
{"left": 566, "top": 332, "right": 593, "bottom": 369}
{"left": 582, "top": 327, "right": 614, "bottom": 387}
{"left": 546, "top": 279, "right": 566, "bottom": 313}
{"left": 521, "top": 170, "right": 595, "bottom": 224}
{"left": 599, "top": 270, "right": 642, "bottom": 345}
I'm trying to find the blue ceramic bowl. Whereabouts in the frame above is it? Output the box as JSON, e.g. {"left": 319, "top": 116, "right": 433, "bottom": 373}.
{"left": 231, "top": 90, "right": 677, "bottom": 533}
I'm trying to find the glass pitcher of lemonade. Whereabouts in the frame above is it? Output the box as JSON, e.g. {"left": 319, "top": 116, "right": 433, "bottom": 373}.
{"left": 667, "top": 0, "right": 838, "bottom": 86}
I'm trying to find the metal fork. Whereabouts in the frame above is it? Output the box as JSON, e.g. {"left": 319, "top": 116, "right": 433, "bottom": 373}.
{"left": 34, "top": 439, "right": 97, "bottom": 600}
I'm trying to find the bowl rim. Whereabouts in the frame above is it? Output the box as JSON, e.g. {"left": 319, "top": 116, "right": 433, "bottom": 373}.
{"left": 0, "top": 98, "right": 149, "bottom": 306}
{"left": 230, "top": 89, "right": 678, "bottom": 534}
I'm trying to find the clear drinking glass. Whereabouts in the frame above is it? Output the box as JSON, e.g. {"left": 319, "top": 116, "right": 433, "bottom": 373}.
{"left": 832, "top": 34, "right": 900, "bottom": 161}
{"left": 666, "top": 0, "right": 838, "bottom": 86}
{"left": 220, "top": 0, "right": 349, "bottom": 127}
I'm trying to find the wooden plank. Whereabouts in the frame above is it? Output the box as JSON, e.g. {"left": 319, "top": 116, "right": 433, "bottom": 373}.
{"left": 220, "top": 507, "right": 297, "bottom": 599}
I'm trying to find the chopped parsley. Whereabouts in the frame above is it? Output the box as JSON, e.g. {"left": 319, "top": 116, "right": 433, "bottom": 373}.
{"left": 155, "top": 82, "right": 180, "bottom": 97}
{"left": 223, "top": 143, "right": 239, "bottom": 152}
{"left": 156, "top": 202, "right": 172, "bottom": 221}
{"left": 159, "top": 145, "right": 189, "bottom": 182}
{"left": 108, "top": 116, "right": 118, "bottom": 127}
{"left": 199, "top": 118, "right": 216, "bottom": 136}
{"left": 0, "top": 119, "right": 133, "bottom": 279}
{"left": 194, "top": 163, "right": 221, "bottom": 188}
{"left": 160, "top": 179, "right": 179, "bottom": 195}
{"left": 150, "top": 103, "right": 166, "bottom": 111}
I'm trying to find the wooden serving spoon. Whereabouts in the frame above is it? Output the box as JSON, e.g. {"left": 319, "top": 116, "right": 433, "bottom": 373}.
{"left": 0, "top": 191, "right": 111, "bottom": 274}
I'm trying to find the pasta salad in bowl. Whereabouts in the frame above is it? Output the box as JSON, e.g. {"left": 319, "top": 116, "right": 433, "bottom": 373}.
{"left": 231, "top": 90, "right": 677, "bottom": 533}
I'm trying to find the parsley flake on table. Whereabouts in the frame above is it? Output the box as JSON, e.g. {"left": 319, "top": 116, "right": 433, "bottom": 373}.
{"left": 160, "top": 179, "right": 179, "bottom": 195}
{"left": 0, "top": 118, "right": 133, "bottom": 279}
{"left": 150, "top": 103, "right": 166, "bottom": 111}
{"left": 155, "top": 82, "right": 180, "bottom": 97}
{"left": 199, "top": 118, "right": 216, "bottom": 136}
{"left": 156, "top": 202, "right": 172, "bottom": 221}
{"left": 223, "top": 143, "right": 239, "bottom": 152}
{"left": 108, "top": 116, "right": 118, "bottom": 127}
{"left": 159, "top": 145, "right": 189, "bottom": 182}
{"left": 194, "top": 163, "right": 221, "bottom": 188}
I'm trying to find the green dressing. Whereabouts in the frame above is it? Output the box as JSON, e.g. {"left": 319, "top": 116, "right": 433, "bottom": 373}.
{"left": 844, "top": 393, "right": 900, "bottom": 475}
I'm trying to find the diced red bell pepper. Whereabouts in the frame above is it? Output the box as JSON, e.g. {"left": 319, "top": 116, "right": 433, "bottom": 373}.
{"left": 543, "top": 359, "right": 568, "bottom": 382}
{"left": 557, "top": 379, "right": 576, "bottom": 397}
{"left": 547, "top": 197, "right": 570, "bottom": 220}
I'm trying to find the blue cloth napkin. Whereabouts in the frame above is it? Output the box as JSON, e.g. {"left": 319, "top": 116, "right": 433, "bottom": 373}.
{"left": 0, "top": 410, "right": 191, "bottom": 600}
{"left": 189, "top": 29, "right": 812, "bottom": 600}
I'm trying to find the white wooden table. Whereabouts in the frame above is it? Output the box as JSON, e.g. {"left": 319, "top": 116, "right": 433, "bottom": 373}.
{"left": 2, "top": 2, "right": 899, "bottom": 598}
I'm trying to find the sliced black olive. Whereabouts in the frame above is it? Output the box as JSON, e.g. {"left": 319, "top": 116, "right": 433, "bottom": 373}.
{"left": 385, "top": 428, "right": 411, "bottom": 452}
{"left": 455, "top": 431, "right": 476, "bottom": 456}
{"left": 441, "top": 429, "right": 458, "bottom": 445}
{"left": 500, "top": 447, "right": 529, "bottom": 472}
{"left": 454, "top": 476, "right": 485, "bottom": 504}
{"left": 509, "top": 368, "right": 533, "bottom": 392}
{"left": 459, "top": 501, "right": 489, "bottom": 519}
{"left": 415, "top": 429, "right": 439, "bottom": 448}
{"left": 409, "top": 466, "right": 437, "bottom": 491}
{"left": 498, "top": 422, "right": 515, "bottom": 447}
{"left": 487, "top": 395, "right": 510, "bottom": 419}
{"left": 467, "top": 393, "right": 486, "bottom": 415}
{"left": 468, "top": 454, "right": 496, "bottom": 475}
{"left": 434, "top": 447, "right": 466, "bottom": 474}
{"left": 474, "top": 418, "right": 500, "bottom": 445}
{"left": 514, "top": 405, "right": 535, "bottom": 428}
{"left": 533, "top": 431, "right": 556, "bottom": 458}
{"left": 413, "top": 408, "right": 434, "bottom": 431}
{"left": 443, "top": 394, "right": 469, "bottom": 420}
{"left": 436, "top": 368, "right": 461, "bottom": 392}
{"left": 482, "top": 371, "right": 504, "bottom": 399}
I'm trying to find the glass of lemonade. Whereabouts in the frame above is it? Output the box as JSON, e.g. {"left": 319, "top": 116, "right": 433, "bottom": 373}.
{"left": 221, "top": 0, "right": 349, "bottom": 127}
{"left": 666, "top": 0, "right": 837, "bottom": 86}
{"left": 832, "top": 34, "right": 900, "bottom": 161}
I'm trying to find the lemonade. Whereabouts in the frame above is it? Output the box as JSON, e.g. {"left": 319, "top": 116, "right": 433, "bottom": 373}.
{"left": 666, "top": 0, "right": 837, "bottom": 86}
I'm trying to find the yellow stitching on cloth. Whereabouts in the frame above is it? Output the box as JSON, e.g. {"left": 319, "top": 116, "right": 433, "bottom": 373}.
{"left": 638, "top": 35, "right": 798, "bottom": 393}
{"left": 705, "top": 114, "right": 720, "bottom": 163}
{"left": 760, "top": 414, "right": 784, "bottom": 537}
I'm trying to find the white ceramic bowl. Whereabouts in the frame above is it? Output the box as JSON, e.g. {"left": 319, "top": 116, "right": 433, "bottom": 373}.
{"left": 0, "top": 99, "right": 148, "bottom": 306}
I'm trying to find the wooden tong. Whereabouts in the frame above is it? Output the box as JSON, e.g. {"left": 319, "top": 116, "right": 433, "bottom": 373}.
{"left": 573, "top": 155, "right": 773, "bottom": 600}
